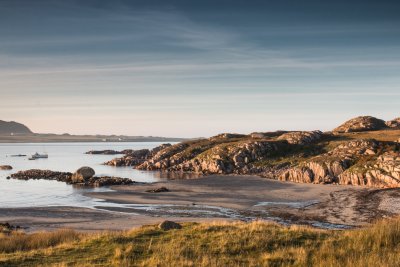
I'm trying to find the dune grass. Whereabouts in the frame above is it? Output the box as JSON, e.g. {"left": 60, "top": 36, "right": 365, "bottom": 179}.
{"left": 1, "top": 218, "right": 400, "bottom": 267}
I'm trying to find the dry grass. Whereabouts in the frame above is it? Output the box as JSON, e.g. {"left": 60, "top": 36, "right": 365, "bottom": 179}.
{"left": 1, "top": 218, "right": 400, "bottom": 266}
{"left": 0, "top": 229, "right": 81, "bottom": 253}
{"left": 339, "top": 129, "right": 400, "bottom": 142}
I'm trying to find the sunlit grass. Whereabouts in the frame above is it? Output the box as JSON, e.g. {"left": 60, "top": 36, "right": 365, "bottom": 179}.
{"left": 1, "top": 218, "right": 400, "bottom": 266}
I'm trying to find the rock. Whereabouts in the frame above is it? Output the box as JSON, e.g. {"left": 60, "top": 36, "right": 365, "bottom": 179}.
{"left": 71, "top": 166, "right": 95, "bottom": 183}
{"left": 0, "top": 165, "right": 12, "bottom": 170}
{"left": 278, "top": 139, "right": 400, "bottom": 188}
{"left": 250, "top": 131, "right": 287, "bottom": 139}
{"left": 386, "top": 117, "right": 400, "bottom": 128}
{"left": 85, "top": 150, "right": 125, "bottom": 155}
{"left": 10, "top": 169, "right": 133, "bottom": 187}
{"left": 86, "top": 176, "right": 134, "bottom": 187}
{"left": 10, "top": 169, "right": 72, "bottom": 182}
{"left": 158, "top": 220, "right": 182, "bottom": 231}
{"left": 104, "top": 146, "right": 172, "bottom": 167}
{"left": 333, "top": 116, "right": 387, "bottom": 133}
{"left": 277, "top": 131, "right": 323, "bottom": 145}
{"left": 146, "top": 187, "right": 169, "bottom": 193}
{"left": 209, "top": 133, "right": 247, "bottom": 140}
{"left": 150, "top": 144, "right": 172, "bottom": 155}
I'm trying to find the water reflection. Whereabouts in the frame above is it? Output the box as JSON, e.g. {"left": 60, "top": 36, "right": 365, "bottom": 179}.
{"left": 0, "top": 142, "right": 184, "bottom": 208}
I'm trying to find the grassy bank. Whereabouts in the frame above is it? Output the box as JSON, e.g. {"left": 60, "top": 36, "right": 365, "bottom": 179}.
{"left": 1, "top": 218, "right": 400, "bottom": 267}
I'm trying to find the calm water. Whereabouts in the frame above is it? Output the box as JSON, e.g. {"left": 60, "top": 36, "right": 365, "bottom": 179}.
{"left": 0, "top": 142, "right": 173, "bottom": 208}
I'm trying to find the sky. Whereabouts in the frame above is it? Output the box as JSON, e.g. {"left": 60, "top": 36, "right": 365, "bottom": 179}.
{"left": 1, "top": 0, "right": 400, "bottom": 137}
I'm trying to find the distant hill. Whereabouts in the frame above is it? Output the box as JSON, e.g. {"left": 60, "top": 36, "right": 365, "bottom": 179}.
{"left": 0, "top": 120, "right": 33, "bottom": 135}
{"left": 0, "top": 120, "right": 186, "bottom": 142}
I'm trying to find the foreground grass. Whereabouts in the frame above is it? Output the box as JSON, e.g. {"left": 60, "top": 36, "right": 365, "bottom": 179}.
{"left": 1, "top": 218, "right": 400, "bottom": 267}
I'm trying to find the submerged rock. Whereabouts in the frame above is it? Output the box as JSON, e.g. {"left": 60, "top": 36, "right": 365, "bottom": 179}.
{"left": 146, "top": 187, "right": 169, "bottom": 193}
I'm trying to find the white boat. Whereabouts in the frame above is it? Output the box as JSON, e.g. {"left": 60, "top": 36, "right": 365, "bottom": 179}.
{"left": 29, "top": 152, "right": 48, "bottom": 160}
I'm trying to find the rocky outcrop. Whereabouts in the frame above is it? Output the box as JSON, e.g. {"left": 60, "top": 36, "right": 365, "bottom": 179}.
{"left": 386, "top": 117, "right": 400, "bottom": 128}
{"left": 280, "top": 139, "right": 378, "bottom": 184}
{"left": 279, "top": 139, "right": 400, "bottom": 188}
{"left": 137, "top": 143, "right": 193, "bottom": 170}
{"left": 139, "top": 140, "right": 280, "bottom": 175}
{"left": 277, "top": 131, "right": 323, "bottom": 145}
{"left": 10, "top": 169, "right": 133, "bottom": 187}
{"left": 0, "top": 165, "right": 12, "bottom": 170}
{"left": 104, "top": 144, "right": 172, "bottom": 167}
{"left": 333, "top": 116, "right": 387, "bottom": 133}
{"left": 95, "top": 118, "right": 400, "bottom": 189}
{"left": 105, "top": 149, "right": 151, "bottom": 166}
{"left": 338, "top": 152, "right": 400, "bottom": 188}
{"left": 71, "top": 166, "right": 95, "bottom": 183}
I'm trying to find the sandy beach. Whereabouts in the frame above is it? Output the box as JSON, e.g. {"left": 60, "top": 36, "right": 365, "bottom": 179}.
{"left": 2, "top": 175, "right": 398, "bottom": 232}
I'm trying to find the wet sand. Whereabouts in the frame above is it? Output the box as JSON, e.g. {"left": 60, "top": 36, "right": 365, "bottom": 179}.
{"left": 0, "top": 206, "right": 219, "bottom": 232}
{"left": 1, "top": 175, "right": 399, "bottom": 231}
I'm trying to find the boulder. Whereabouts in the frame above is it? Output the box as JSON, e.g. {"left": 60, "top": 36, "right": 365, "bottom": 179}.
{"left": 158, "top": 220, "right": 182, "bottom": 231}
{"left": 71, "top": 166, "right": 95, "bottom": 183}
{"left": 0, "top": 165, "right": 12, "bottom": 170}
{"left": 277, "top": 130, "right": 323, "bottom": 145}
{"left": 333, "top": 116, "right": 387, "bottom": 133}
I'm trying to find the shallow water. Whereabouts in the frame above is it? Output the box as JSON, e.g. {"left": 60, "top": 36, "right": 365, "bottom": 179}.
{"left": 0, "top": 142, "right": 173, "bottom": 208}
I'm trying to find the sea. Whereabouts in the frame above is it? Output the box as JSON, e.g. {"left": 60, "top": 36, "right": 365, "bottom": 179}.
{"left": 0, "top": 142, "right": 173, "bottom": 208}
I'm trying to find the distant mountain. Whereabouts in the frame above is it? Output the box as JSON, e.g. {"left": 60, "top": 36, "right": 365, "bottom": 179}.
{"left": 0, "top": 120, "right": 33, "bottom": 135}
{"left": 0, "top": 120, "right": 186, "bottom": 142}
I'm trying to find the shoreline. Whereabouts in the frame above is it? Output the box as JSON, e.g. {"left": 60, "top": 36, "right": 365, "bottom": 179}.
{"left": 2, "top": 174, "right": 399, "bottom": 232}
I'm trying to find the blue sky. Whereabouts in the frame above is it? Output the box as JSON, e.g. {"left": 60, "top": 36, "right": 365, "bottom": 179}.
{"left": 1, "top": 0, "right": 399, "bottom": 137}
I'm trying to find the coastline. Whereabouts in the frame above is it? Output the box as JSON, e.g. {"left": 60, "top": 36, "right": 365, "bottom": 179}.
{"left": 0, "top": 134, "right": 186, "bottom": 143}
{"left": 2, "top": 174, "right": 399, "bottom": 232}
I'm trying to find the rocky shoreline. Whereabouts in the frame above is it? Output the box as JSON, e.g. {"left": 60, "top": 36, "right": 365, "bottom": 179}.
{"left": 10, "top": 168, "right": 134, "bottom": 187}
{"left": 99, "top": 115, "right": 400, "bottom": 189}
{"left": 102, "top": 144, "right": 172, "bottom": 166}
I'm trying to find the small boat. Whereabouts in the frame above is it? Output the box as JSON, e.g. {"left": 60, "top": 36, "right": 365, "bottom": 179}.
{"left": 29, "top": 152, "right": 48, "bottom": 160}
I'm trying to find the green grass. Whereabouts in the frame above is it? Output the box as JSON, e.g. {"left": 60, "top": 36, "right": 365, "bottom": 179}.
{"left": 1, "top": 218, "right": 400, "bottom": 266}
